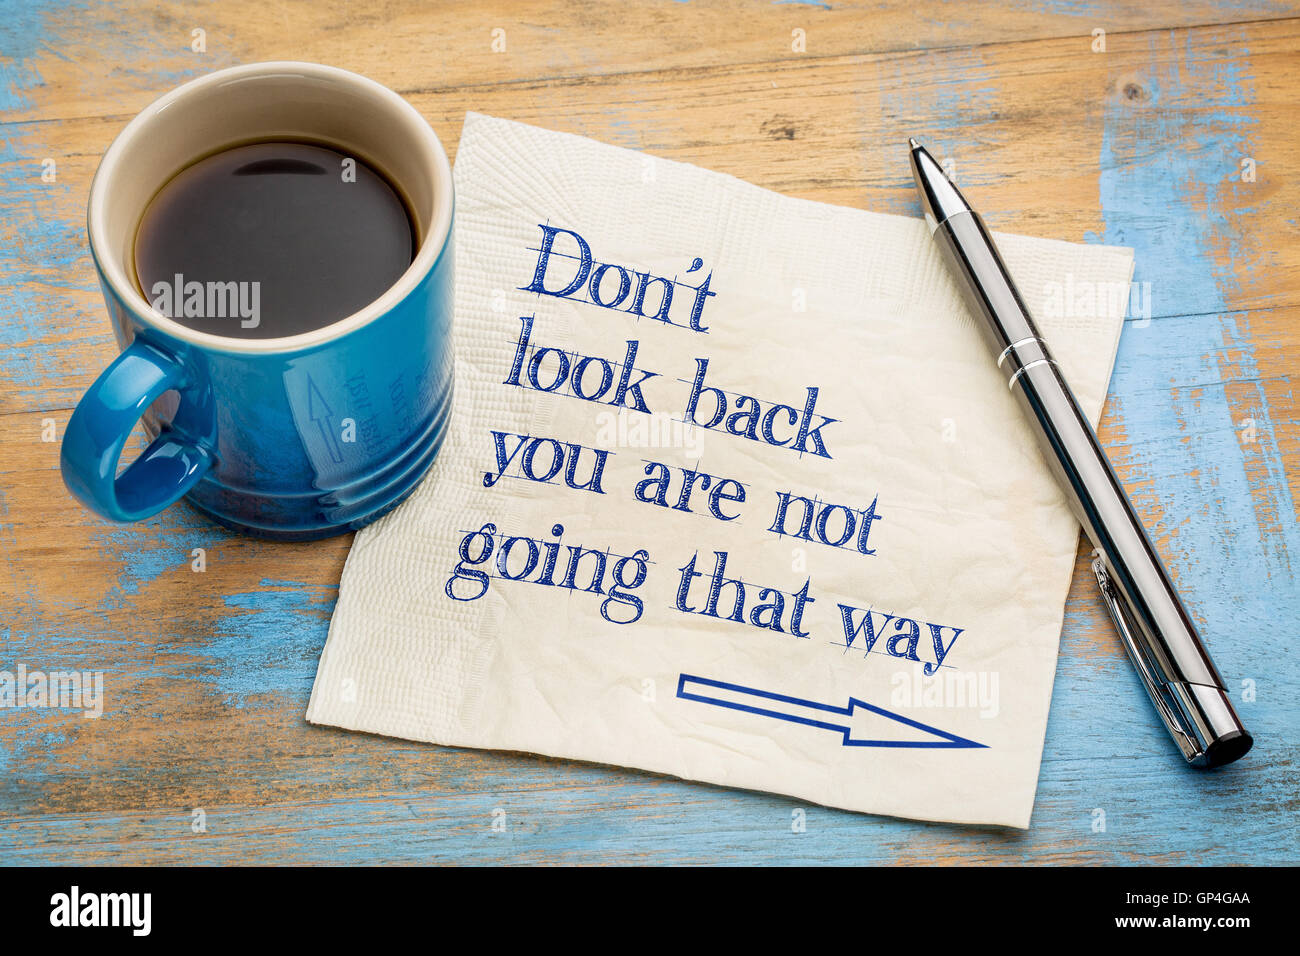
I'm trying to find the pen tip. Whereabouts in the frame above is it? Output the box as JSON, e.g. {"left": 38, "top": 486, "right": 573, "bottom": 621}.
{"left": 908, "top": 137, "right": 921, "bottom": 151}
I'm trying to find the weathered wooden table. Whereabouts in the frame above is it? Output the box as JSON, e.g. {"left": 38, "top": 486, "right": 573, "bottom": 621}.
{"left": 2, "top": 0, "right": 1296, "bottom": 864}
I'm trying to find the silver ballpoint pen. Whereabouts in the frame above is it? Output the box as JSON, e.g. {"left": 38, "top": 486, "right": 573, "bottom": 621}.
{"left": 908, "top": 138, "right": 1252, "bottom": 767}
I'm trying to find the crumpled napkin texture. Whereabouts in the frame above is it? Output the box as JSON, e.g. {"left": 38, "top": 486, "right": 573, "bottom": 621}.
{"left": 307, "top": 112, "right": 1134, "bottom": 829}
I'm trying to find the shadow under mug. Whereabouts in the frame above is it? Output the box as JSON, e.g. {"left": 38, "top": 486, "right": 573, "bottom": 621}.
{"left": 61, "top": 62, "right": 455, "bottom": 541}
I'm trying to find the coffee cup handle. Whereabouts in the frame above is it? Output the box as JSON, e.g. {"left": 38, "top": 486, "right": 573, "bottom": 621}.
{"left": 61, "top": 338, "right": 215, "bottom": 522}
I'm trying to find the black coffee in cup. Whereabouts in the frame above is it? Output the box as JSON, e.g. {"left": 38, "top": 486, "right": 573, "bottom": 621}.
{"left": 134, "top": 141, "right": 416, "bottom": 339}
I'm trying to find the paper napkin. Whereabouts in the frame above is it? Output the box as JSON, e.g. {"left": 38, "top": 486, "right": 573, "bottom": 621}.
{"left": 307, "top": 112, "right": 1134, "bottom": 828}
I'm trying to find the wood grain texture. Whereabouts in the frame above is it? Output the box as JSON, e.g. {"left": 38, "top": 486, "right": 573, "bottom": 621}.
{"left": 1, "top": 0, "right": 1297, "bottom": 864}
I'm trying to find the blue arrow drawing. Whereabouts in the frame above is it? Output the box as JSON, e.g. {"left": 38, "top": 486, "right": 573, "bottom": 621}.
{"left": 677, "top": 673, "right": 986, "bottom": 749}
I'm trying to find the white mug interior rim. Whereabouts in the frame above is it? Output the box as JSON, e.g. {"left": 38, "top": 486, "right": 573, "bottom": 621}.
{"left": 87, "top": 61, "right": 453, "bottom": 355}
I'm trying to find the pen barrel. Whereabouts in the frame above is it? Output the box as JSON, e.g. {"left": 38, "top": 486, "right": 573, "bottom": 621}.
{"left": 932, "top": 209, "right": 1251, "bottom": 766}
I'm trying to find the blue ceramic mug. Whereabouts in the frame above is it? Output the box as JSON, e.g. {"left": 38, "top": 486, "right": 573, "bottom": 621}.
{"left": 61, "top": 62, "right": 454, "bottom": 540}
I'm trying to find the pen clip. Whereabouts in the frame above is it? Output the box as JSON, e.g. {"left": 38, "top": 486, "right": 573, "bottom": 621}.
{"left": 1090, "top": 553, "right": 1201, "bottom": 762}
